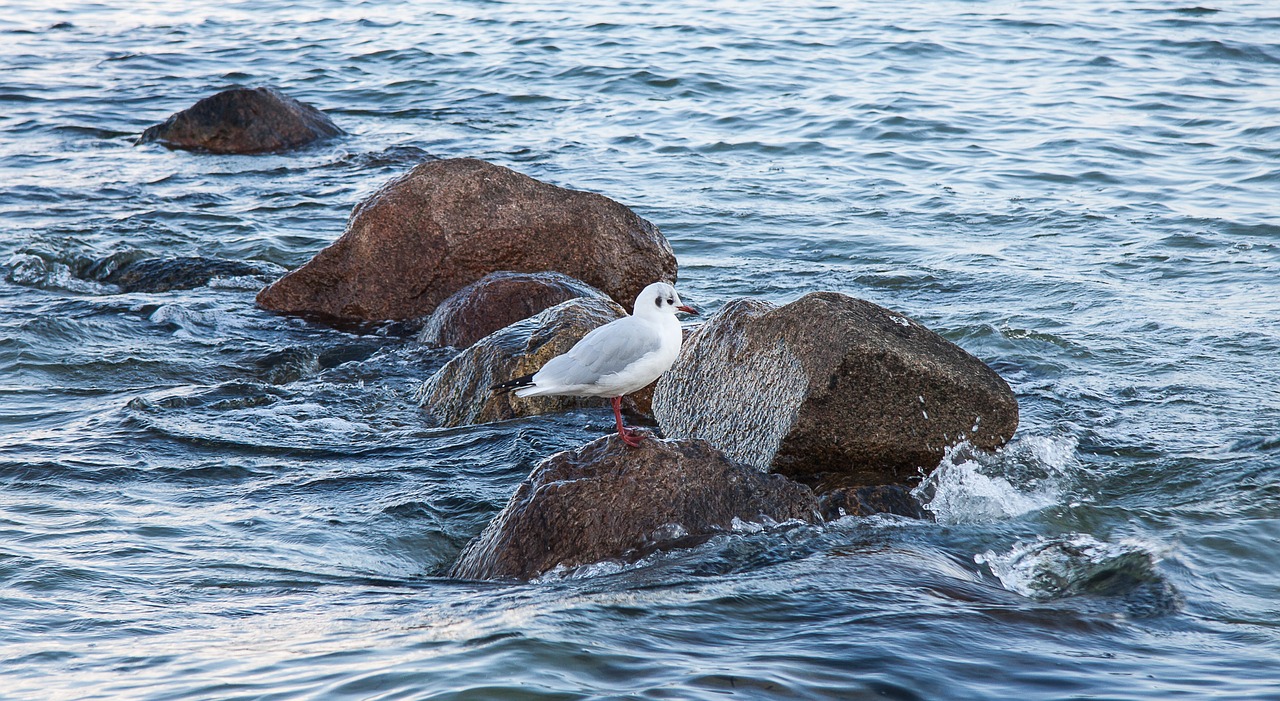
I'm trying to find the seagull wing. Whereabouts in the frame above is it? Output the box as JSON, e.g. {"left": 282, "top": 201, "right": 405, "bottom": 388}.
{"left": 534, "top": 316, "right": 663, "bottom": 389}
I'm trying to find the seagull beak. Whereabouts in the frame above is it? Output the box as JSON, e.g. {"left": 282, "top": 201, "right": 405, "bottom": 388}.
{"left": 677, "top": 304, "right": 698, "bottom": 315}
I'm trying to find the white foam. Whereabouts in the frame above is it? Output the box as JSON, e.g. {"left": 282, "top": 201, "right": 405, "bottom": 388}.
{"left": 533, "top": 560, "right": 628, "bottom": 582}
{"left": 207, "top": 275, "right": 270, "bottom": 290}
{"left": 912, "top": 435, "right": 1080, "bottom": 525}
{"left": 128, "top": 391, "right": 375, "bottom": 450}
{"left": 149, "top": 303, "right": 225, "bottom": 336}
{"left": 5, "top": 253, "right": 48, "bottom": 286}
{"left": 729, "top": 516, "right": 767, "bottom": 533}
{"left": 976, "top": 534, "right": 1166, "bottom": 600}
{"left": 5, "top": 254, "right": 118, "bottom": 294}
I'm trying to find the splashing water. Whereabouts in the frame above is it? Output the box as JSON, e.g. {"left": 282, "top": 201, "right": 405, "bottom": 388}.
{"left": 912, "top": 436, "right": 1080, "bottom": 525}
{"left": 976, "top": 534, "right": 1179, "bottom": 616}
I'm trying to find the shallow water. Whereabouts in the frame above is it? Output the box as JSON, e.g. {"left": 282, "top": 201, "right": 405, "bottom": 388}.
{"left": 3, "top": 1, "right": 1280, "bottom": 698}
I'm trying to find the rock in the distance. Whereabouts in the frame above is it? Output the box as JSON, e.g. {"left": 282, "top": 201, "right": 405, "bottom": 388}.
{"left": 449, "top": 435, "right": 822, "bottom": 580}
{"left": 417, "top": 271, "right": 609, "bottom": 349}
{"left": 104, "top": 256, "right": 285, "bottom": 293}
{"left": 137, "top": 86, "right": 344, "bottom": 154}
{"left": 256, "top": 158, "right": 677, "bottom": 322}
{"left": 416, "top": 296, "right": 626, "bottom": 427}
{"left": 653, "top": 292, "right": 1019, "bottom": 487}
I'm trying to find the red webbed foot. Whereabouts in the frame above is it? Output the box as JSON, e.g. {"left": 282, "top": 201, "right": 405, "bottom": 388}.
{"left": 619, "top": 427, "right": 646, "bottom": 447}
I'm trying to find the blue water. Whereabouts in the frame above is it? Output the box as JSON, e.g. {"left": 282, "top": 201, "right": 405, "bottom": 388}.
{"left": 3, "top": 1, "right": 1280, "bottom": 698}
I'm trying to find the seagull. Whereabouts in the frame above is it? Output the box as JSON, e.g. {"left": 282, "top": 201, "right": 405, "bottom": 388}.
{"left": 493, "top": 281, "right": 696, "bottom": 447}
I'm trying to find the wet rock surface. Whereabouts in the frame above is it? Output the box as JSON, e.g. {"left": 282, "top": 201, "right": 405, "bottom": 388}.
{"left": 449, "top": 435, "right": 822, "bottom": 581}
{"left": 653, "top": 292, "right": 1019, "bottom": 486}
{"left": 416, "top": 296, "right": 626, "bottom": 426}
{"left": 104, "top": 256, "right": 285, "bottom": 293}
{"left": 137, "top": 86, "right": 344, "bottom": 154}
{"left": 256, "top": 157, "right": 677, "bottom": 322}
{"left": 817, "top": 484, "right": 925, "bottom": 521}
{"left": 417, "top": 271, "right": 609, "bottom": 349}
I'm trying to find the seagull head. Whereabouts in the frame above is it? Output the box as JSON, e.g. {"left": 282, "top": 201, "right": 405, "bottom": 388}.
{"left": 635, "top": 281, "right": 697, "bottom": 318}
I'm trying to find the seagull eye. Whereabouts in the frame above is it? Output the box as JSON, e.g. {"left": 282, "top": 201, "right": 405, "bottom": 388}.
{"left": 666, "top": 298, "right": 674, "bottom": 305}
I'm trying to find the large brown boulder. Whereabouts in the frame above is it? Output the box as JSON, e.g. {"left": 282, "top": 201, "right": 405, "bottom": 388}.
{"left": 653, "top": 292, "right": 1019, "bottom": 487}
{"left": 417, "top": 296, "right": 626, "bottom": 426}
{"left": 417, "top": 271, "right": 609, "bottom": 349}
{"left": 450, "top": 435, "right": 822, "bottom": 580}
{"left": 137, "top": 86, "right": 344, "bottom": 154}
{"left": 256, "top": 158, "right": 677, "bottom": 322}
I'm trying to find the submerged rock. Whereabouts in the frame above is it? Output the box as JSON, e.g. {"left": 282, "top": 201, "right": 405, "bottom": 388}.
{"left": 976, "top": 534, "right": 1180, "bottom": 616}
{"left": 417, "top": 296, "right": 626, "bottom": 426}
{"left": 137, "top": 86, "right": 344, "bottom": 154}
{"left": 104, "top": 256, "right": 284, "bottom": 293}
{"left": 817, "top": 483, "right": 926, "bottom": 521}
{"left": 653, "top": 292, "right": 1019, "bottom": 487}
{"left": 418, "top": 271, "right": 609, "bottom": 349}
{"left": 256, "top": 158, "right": 677, "bottom": 322}
{"left": 449, "top": 435, "right": 822, "bottom": 580}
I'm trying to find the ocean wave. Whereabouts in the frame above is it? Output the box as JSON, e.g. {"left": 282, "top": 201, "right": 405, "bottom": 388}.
{"left": 976, "top": 533, "right": 1180, "bottom": 616}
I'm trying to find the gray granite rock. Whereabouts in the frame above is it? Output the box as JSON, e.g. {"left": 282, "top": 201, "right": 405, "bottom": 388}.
{"left": 653, "top": 292, "right": 1019, "bottom": 487}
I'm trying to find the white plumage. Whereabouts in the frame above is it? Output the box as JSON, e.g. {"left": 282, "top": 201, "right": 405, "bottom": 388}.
{"left": 499, "top": 281, "right": 695, "bottom": 446}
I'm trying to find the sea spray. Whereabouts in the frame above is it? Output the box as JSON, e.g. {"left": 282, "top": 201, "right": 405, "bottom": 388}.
{"left": 912, "top": 435, "right": 1081, "bottom": 524}
{"left": 976, "top": 534, "right": 1180, "bottom": 616}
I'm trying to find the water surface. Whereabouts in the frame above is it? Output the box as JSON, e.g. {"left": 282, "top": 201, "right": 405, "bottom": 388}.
{"left": 3, "top": 1, "right": 1280, "bottom": 698}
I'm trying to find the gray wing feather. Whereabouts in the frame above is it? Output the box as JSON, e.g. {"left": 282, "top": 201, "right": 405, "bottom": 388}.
{"left": 535, "top": 317, "right": 661, "bottom": 387}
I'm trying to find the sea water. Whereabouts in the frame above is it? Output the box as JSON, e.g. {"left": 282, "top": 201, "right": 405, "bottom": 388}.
{"left": 3, "top": 1, "right": 1279, "bottom": 698}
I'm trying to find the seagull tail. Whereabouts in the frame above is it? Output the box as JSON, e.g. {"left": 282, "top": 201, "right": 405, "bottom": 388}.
{"left": 491, "top": 372, "right": 536, "bottom": 394}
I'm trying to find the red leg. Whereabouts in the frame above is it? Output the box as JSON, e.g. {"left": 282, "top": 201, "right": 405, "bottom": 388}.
{"left": 611, "top": 396, "right": 644, "bottom": 447}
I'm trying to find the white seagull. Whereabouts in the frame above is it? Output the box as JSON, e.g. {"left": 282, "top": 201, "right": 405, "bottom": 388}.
{"left": 493, "top": 281, "right": 696, "bottom": 447}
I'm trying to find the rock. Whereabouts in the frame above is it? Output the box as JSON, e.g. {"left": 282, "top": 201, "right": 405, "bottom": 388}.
{"left": 256, "top": 158, "right": 677, "bottom": 322}
{"left": 449, "top": 435, "right": 822, "bottom": 580}
{"left": 653, "top": 292, "right": 1019, "bottom": 487}
{"left": 104, "top": 256, "right": 285, "bottom": 293}
{"left": 417, "top": 296, "right": 627, "bottom": 426}
{"left": 622, "top": 381, "right": 657, "bottom": 422}
{"left": 817, "top": 484, "right": 925, "bottom": 520}
{"left": 137, "top": 86, "right": 344, "bottom": 154}
{"left": 976, "top": 534, "right": 1180, "bottom": 616}
{"left": 418, "top": 271, "right": 609, "bottom": 349}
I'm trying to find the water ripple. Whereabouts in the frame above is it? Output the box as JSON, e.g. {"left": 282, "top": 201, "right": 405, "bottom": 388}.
{"left": 3, "top": 0, "right": 1280, "bottom": 698}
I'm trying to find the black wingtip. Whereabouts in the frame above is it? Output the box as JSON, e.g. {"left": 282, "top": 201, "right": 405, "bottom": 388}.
{"left": 491, "top": 373, "right": 536, "bottom": 394}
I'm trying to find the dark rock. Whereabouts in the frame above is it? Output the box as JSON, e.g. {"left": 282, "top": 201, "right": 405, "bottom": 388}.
{"left": 137, "top": 86, "right": 344, "bottom": 154}
{"left": 653, "top": 292, "right": 1019, "bottom": 486}
{"left": 449, "top": 435, "right": 822, "bottom": 580}
{"left": 418, "top": 271, "right": 609, "bottom": 349}
{"left": 416, "top": 296, "right": 626, "bottom": 426}
{"left": 817, "top": 484, "right": 925, "bottom": 520}
{"left": 253, "top": 338, "right": 389, "bottom": 385}
{"left": 105, "top": 256, "right": 285, "bottom": 293}
{"left": 256, "top": 158, "right": 677, "bottom": 322}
